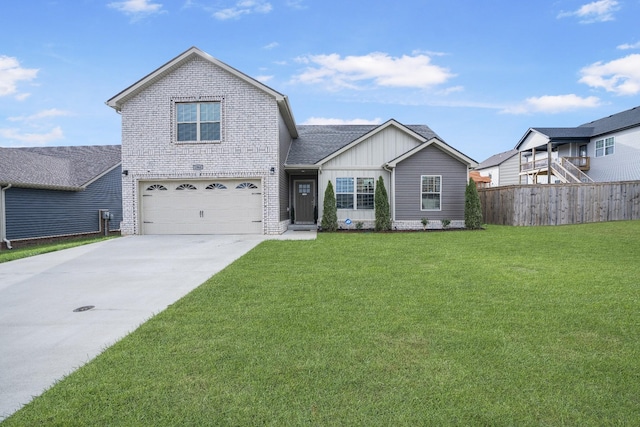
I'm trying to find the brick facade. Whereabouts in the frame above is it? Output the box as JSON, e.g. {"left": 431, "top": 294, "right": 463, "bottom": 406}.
{"left": 118, "top": 56, "right": 285, "bottom": 235}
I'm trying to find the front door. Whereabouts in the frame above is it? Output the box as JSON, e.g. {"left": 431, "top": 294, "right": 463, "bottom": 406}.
{"left": 294, "top": 180, "right": 315, "bottom": 224}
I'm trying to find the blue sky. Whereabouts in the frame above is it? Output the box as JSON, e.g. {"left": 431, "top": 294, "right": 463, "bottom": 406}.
{"left": 1, "top": 0, "right": 640, "bottom": 161}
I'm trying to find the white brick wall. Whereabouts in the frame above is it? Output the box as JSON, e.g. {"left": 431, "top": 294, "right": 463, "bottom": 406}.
{"left": 119, "top": 56, "right": 282, "bottom": 234}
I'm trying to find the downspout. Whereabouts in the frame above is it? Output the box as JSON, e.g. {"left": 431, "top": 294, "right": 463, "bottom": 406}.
{"left": 1, "top": 184, "right": 12, "bottom": 249}
{"left": 383, "top": 163, "right": 395, "bottom": 223}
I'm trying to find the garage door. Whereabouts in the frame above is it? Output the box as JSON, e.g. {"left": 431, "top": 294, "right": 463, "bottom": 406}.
{"left": 140, "top": 179, "right": 263, "bottom": 234}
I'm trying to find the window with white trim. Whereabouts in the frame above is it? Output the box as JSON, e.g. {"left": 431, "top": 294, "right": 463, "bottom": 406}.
{"left": 421, "top": 175, "right": 441, "bottom": 211}
{"left": 595, "top": 137, "right": 614, "bottom": 157}
{"left": 176, "top": 102, "right": 221, "bottom": 142}
{"left": 335, "top": 177, "right": 374, "bottom": 209}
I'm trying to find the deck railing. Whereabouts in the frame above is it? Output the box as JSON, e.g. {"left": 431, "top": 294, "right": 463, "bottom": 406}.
{"left": 563, "top": 156, "right": 590, "bottom": 171}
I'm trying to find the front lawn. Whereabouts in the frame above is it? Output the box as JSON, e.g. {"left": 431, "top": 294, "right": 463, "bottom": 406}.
{"left": 3, "top": 222, "right": 640, "bottom": 425}
{"left": 0, "top": 236, "right": 117, "bottom": 264}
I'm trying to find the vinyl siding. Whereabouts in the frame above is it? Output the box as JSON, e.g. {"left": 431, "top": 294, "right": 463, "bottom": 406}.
{"left": 498, "top": 154, "right": 520, "bottom": 185}
{"left": 5, "top": 167, "right": 122, "bottom": 240}
{"left": 395, "top": 144, "right": 467, "bottom": 221}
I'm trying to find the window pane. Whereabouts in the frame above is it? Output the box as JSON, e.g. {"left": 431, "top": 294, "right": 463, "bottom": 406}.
{"left": 177, "top": 104, "right": 197, "bottom": 122}
{"left": 200, "top": 122, "right": 220, "bottom": 140}
{"left": 422, "top": 176, "right": 440, "bottom": 193}
{"left": 336, "top": 178, "right": 353, "bottom": 193}
{"left": 422, "top": 194, "right": 440, "bottom": 210}
{"left": 336, "top": 194, "right": 354, "bottom": 209}
{"left": 357, "top": 177, "right": 374, "bottom": 193}
{"left": 605, "top": 138, "right": 614, "bottom": 155}
{"left": 357, "top": 194, "right": 374, "bottom": 209}
{"left": 200, "top": 102, "right": 220, "bottom": 122}
{"left": 177, "top": 123, "right": 197, "bottom": 141}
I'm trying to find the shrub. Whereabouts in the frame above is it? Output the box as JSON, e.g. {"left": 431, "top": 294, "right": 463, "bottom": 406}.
{"left": 421, "top": 217, "right": 429, "bottom": 230}
{"left": 321, "top": 180, "right": 338, "bottom": 231}
{"left": 441, "top": 219, "right": 451, "bottom": 229}
{"left": 464, "top": 177, "right": 483, "bottom": 229}
{"left": 374, "top": 176, "right": 391, "bottom": 231}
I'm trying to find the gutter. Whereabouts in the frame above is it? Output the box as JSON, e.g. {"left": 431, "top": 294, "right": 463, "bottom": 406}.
{"left": 1, "top": 184, "right": 12, "bottom": 249}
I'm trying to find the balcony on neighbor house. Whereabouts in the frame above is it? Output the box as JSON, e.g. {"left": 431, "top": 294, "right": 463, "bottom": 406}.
{"left": 520, "top": 156, "right": 590, "bottom": 173}
{"left": 562, "top": 156, "right": 590, "bottom": 171}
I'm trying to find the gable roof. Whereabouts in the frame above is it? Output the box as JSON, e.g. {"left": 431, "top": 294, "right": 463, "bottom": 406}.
{"left": 106, "top": 46, "right": 298, "bottom": 138}
{"left": 385, "top": 136, "right": 478, "bottom": 168}
{"left": 476, "top": 149, "right": 519, "bottom": 169}
{"left": 286, "top": 120, "right": 443, "bottom": 166}
{"left": 0, "top": 145, "right": 121, "bottom": 190}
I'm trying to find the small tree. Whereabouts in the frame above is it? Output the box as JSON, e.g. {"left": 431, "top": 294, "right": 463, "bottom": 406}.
{"left": 464, "top": 177, "right": 483, "bottom": 229}
{"left": 321, "top": 180, "right": 338, "bottom": 231}
{"left": 374, "top": 176, "right": 391, "bottom": 231}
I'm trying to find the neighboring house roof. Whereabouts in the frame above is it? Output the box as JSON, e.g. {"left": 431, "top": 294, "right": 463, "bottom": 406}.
{"left": 286, "top": 119, "right": 476, "bottom": 167}
{"left": 578, "top": 105, "right": 640, "bottom": 136}
{"left": 0, "top": 145, "right": 121, "bottom": 191}
{"left": 516, "top": 105, "right": 640, "bottom": 150}
{"left": 476, "top": 149, "right": 519, "bottom": 169}
{"left": 469, "top": 170, "right": 491, "bottom": 185}
{"left": 106, "top": 46, "right": 298, "bottom": 138}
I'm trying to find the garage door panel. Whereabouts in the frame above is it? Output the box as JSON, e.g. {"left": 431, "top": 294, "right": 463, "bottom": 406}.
{"left": 140, "top": 180, "right": 262, "bottom": 235}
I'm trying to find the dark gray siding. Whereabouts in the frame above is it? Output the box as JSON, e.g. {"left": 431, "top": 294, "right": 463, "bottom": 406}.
{"left": 5, "top": 166, "right": 122, "bottom": 240}
{"left": 395, "top": 145, "right": 467, "bottom": 221}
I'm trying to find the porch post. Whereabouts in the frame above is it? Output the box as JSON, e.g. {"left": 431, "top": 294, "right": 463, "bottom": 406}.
{"left": 547, "top": 141, "right": 552, "bottom": 185}
{"left": 532, "top": 147, "right": 536, "bottom": 184}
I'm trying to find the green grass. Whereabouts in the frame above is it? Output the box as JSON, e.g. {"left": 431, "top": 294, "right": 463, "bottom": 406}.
{"left": 3, "top": 222, "right": 640, "bottom": 425}
{"left": 0, "top": 236, "right": 117, "bottom": 264}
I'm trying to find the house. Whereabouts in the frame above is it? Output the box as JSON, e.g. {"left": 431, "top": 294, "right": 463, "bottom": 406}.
{"left": 0, "top": 145, "right": 122, "bottom": 249}
{"left": 106, "top": 47, "right": 477, "bottom": 235}
{"left": 514, "top": 106, "right": 640, "bottom": 184}
{"left": 469, "top": 171, "right": 492, "bottom": 188}
{"left": 474, "top": 149, "right": 519, "bottom": 187}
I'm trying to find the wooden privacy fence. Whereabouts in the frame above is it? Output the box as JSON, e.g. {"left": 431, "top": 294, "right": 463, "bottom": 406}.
{"left": 478, "top": 181, "right": 640, "bottom": 226}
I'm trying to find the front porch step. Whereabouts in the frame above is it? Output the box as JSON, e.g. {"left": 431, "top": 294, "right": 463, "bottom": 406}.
{"left": 288, "top": 223, "right": 317, "bottom": 231}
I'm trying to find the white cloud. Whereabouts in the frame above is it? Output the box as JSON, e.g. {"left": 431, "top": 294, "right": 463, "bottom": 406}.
{"left": 108, "top": 0, "right": 164, "bottom": 19}
{"left": 301, "top": 117, "right": 382, "bottom": 125}
{"left": 617, "top": 41, "right": 640, "bottom": 50}
{"left": 214, "top": 1, "right": 272, "bottom": 20}
{"left": 0, "top": 55, "right": 38, "bottom": 98}
{"left": 263, "top": 42, "right": 279, "bottom": 50}
{"left": 0, "top": 126, "right": 64, "bottom": 146}
{"left": 255, "top": 75, "right": 274, "bottom": 83}
{"left": 579, "top": 54, "right": 640, "bottom": 95}
{"left": 292, "top": 52, "right": 455, "bottom": 91}
{"left": 557, "top": 0, "right": 620, "bottom": 23}
{"left": 501, "top": 94, "right": 601, "bottom": 114}
{"left": 8, "top": 108, "right": 72, "bottom": 122}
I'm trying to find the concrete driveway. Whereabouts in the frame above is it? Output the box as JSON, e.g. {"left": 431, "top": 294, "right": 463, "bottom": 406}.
{"left": 0, "top": 231, "right": 315, "bottom": 420}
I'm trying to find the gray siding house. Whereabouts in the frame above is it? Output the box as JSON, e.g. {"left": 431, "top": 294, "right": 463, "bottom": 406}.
{"left": 514, "top": 106, "right": 640, "bottom": 184}
{"left": 475, "top": 149, "right": 520, "bottom": 187}
{"left": 0, "top": 145, "right": 122, "bottom": 248}
{"left": 107, "top": 47, "right": 476, "bottom": 234}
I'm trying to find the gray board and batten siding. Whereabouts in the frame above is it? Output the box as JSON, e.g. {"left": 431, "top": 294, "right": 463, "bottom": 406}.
{"left": 394, "top": 144, "right": 468, "bottom": 221}
{"left": 5, "top": 166, "right": 122, "bottom": 240}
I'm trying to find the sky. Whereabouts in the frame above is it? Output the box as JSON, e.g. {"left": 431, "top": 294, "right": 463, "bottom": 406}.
{"left": 1, "top": 0, "right": 640, "bottom": 162}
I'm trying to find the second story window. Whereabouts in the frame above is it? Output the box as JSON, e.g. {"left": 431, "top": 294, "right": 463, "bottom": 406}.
{"left": 176, "top": 102, "right": 221, "bottom": 142}
{"left": 595, "top": 137, "right": 614, "bottom": 157}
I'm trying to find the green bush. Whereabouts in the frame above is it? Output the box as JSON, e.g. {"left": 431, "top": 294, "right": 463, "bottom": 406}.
{"left": 464, "top": 177, "right": 483, "bottom": 229}
{"left": 374, "top": 176, "right": 391, "bottom": 231}
{"left": 321, "top": 180, "right": 338, "bottom": 231}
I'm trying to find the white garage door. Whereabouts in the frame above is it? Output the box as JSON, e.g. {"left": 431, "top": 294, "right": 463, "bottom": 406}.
{"left": 140, "top": 179, "right": 263, "bottom": 234}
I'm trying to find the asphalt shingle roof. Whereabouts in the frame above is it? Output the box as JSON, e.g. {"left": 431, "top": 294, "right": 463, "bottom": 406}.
{"left": 286, "top": 124, "right": 441, "bottom": 165}
{"left": 476, "top": 149, "right": 519, "bottom": 169}
{"left": 0, "top": 145, "right": 121, "bottom": 190}
{"left": 531, "top": 106, "right": 640, "bottom": 141}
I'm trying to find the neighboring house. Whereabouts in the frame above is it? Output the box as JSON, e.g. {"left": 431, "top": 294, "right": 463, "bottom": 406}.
{"left": 0, "top": 145, "right": 122, "bottom": 249}
{"left": 469, "top": 171, "right": 492, "bottom": 188}
{"left": 515, "top": 106, "right": 640, "bottom": 184}
{"left": 106, "top": 47, "right": 477, "bottom": 235}
{"left": 474, "top": 149, "right": 519, "bottom": 186}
